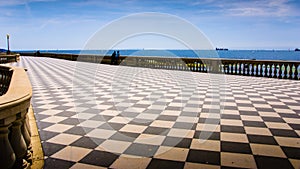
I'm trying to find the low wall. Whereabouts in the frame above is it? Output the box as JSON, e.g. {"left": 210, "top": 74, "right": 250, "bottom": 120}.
{"left": 0, "top": 54, "right": 20, "bottom": 64}
{"left": 0, "top": 65, "right": 33, "bottom": 169}
{"left": 19, "top": 52, "right": 300, "bottom": 80}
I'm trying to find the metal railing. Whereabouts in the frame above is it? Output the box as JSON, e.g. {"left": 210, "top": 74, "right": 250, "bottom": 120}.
{"left": 0, "top": 65, "right": 33, "bottom": 169}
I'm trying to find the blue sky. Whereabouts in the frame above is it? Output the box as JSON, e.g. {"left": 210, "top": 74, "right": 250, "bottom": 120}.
{"left": 0, "top": 0, "right": 299, "bottom": 50}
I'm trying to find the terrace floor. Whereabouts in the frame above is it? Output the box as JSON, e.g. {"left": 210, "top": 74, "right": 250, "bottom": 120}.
{"left": 10, "top": 56, "right": 300, "bottom": 169}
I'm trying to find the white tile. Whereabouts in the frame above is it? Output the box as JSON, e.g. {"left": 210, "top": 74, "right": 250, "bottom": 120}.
{"left": 78, "top": 120, "right": 104, "bottom": 128}
{"left": 51, "top": 146, "right": 92, "bottom": 162}
{"left": 97, "top": 140, "right": 131, "bottom": 154}
{"left": 47, "top": 133, "right": 81, "bottom": 145}
{"left": 71, "top": 113, "right": 96, "bottom": 120}
{"left": 86, "top": 129, "right": 116, "bottom": 139}
{"left": 167, "top": 128, "right": 194, "bottom": 138}
{"left": 134, "top": 134, "right": 165, "bottom": 145}
{"left": 41, "top": 116, "right": 67, "bottom": 123}
{"left": 44, "top": 124, "right": 73, "bottom": 133}
{"left": 221, "top": 152, "right": 257, "bottom": 169}
{"left": 120, "top": 124, "right": 147, "bottom": 133}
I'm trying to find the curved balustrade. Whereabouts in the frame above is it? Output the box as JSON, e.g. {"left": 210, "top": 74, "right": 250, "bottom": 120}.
{"left": 0, "top": 65, "right": 32, "bottom": 169}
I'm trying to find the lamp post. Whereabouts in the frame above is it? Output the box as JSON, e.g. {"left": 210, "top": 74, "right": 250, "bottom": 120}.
{"left": 6, "top": 34, "right": 10, "bottom": 54}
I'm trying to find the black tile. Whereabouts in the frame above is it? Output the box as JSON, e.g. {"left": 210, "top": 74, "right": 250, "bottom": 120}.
{"left": 254, "top": 155, "right": 294, "bottom": 169}
{"left": 201, "top": 108, "right": 221, "bottom": 114}
{"left": 165, "top": 106, "right": 182, "bottom": 111}
{"left": 194, "top": 131, "right": 220, "bottom": 140}
{"left": 285, "top": 102, "right": 300, "bottom": 106}
{"left": 221, "top": 141, "right": 252, "bottom": 154}
{"left": 239, "top": 111, "right": 259, "bottom": 116}
{"left": 262, "top": 117, "right": 285, "bottom": 123}
{"left": 54, "top": 106, "right": 74, "bottom": 111}
{"left": 143, "top": 109, "right": 163, "bottom": 114}
{"left": 278, "top": 113, "right": 300, "bottom": 118}
{"left": 221, "top": 114, "right": 241, "bottom": 120}
{"left": 124, "top": 143, "right": 159, "bottom": 157}
{"left": 236, "top": 103, "right": 253, "bottom": 107}
{"left": 98, "top": 122, "right": 125, "bottom": 130}
{"left": 270, "top": 105, "right": 290, "bottom": 109}
{"left": 157, "top": 115, "right": 178, "bottom": 121}
{"left": 120, "top": 112, "right": 139, "bottom": 118}
{"left": 79, "top": 150, "right": 119, "bottom": 167}
{"left": 59, "top": 118, "right": 80, "bottom": 125}
{"left": 82, "top": 108, "right": 100, "bottom": 114}
{"left": 39, "top": 130, "right": 59, "bottom": 141}
{"left": 243, "top": 121, "right": 267, "bottom": 127}
{"left": 101, "top": 115, "right": 114, "bottom": 121}
{"left": 129, "top": 119, "right": 153, "bottom": 126}
{"left": 89, "top": 115, "right": 107, "bottom": 121}
{"left": 144, "top": 126, "right": 170, "bottom": 135}
{"left": 37, "top": 121, "right": 54, "bottom": 129}
{"left": 185, "top": 103, "right": 201, "bottom": 108}
{"left": 109, "top": 131, "right": 140, "bottom": 142}
{"left": 56, "top": 111, "right": 77, "bottom": 117}
{"left": 162, "top": 137, "right": 192, "bottom": 148}
{"left": 247, "top": 135, "right": 278, "bottom": 145}
{"left": 251, "top": 101, "right": 268, "bottom": 104}
{"left": 282, "top": 147, "right": 300, "bottom": 159}
{"left": 147, "top": 159, "right": 185, "bottom": 169}
{"left": 44, "top": 157, "right": 75, "bottom": 169}
{"left": 180, "top": 111, "right": 199, "bottom": 117}
{"left": 42, "top": 142, "right": 66, "bottom": 156}
{"left": 133, "top": 104, "right": 151, "bottom": 108}
{"left": 255, "top": 107, "right": 275, "bottom": 112}
{"left": 198, "top": 118, "right": 220, "bottom": 124}
{"left": 289, "top": 124, "right": 300, "bottom": 130}
{"left": 221, "top": 125, "right": 245, "bottom": 133}
{"left": 223, "top": 106, "right": 238, "bottom": 110}
{"left": 270, "top": 129, "right": 299, "bottom": 137}
{"left": 35, "top": 114, "right": 50, "bottom": 121}
{"left": 64, "top": 126, "right": 93, "bottom": 136}
{"left": 71, "top": 136, "right": 104, "bottom": 149}
{"left": 187, "top": 149, "right": 220, "bottom": 165}
{"left": 173, "top": 122, "right": 196, "bottom": 130}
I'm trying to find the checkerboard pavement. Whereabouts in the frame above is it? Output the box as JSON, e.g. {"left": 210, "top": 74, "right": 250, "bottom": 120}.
{"left": 9, "top": 56, "right": 300, "bottom": 169}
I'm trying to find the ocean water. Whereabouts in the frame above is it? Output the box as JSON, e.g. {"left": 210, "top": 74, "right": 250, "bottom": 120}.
{"left": 19, "top": 49, "right": 300, "bottom": 61}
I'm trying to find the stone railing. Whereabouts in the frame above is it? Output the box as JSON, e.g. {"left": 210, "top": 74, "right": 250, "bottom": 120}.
{"left": 0, "top": 54, "right": 20, "bottom": 64}
{"left": 19, "top": 52, "right": 300, "bottom": 80}
{"left": 100, "top": 56, "right": 300, "bottom": 80}
{"left": 0, "top": 65, "right": 33, "bottom": 169}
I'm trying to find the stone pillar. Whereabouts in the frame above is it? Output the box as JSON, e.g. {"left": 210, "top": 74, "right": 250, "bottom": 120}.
{"left": 9, "top": 118, "right": 28, "bottom": 168}
{"left": 22, "top": 116, "right": 33, "bottom": 164}
{"left": 0, "top": 124, "right": 16, "bottom": 169}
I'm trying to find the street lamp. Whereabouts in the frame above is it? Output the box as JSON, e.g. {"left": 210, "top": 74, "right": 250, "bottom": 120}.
{"left": 6, "top": 34, "right": 10, "bottom": 54}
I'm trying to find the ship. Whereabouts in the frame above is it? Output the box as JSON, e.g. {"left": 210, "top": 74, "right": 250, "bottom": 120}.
{"left": 216, "top": 48, "right": 228, "bottom": 51}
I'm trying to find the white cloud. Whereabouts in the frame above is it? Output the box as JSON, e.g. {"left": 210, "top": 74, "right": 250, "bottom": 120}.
{"left": 186, "top": 0, "right": 298, "bottom": 17}
{"left": 0, "top": 0, "right": 56, "bottom": 6}
{"left": 226, "top": 0, "right": 297, "bottom": 17}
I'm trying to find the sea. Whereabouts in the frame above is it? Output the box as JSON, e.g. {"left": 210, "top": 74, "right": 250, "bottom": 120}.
{"left": 17, "top": 49, "right": 300, "bottom": 61}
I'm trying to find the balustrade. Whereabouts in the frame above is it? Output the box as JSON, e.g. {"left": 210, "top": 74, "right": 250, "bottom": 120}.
{"left": 0, "top": 65, "right": 32, "bottom": 169}
{"left": 19, "top": 52, "right": 300, "bottom": 80}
